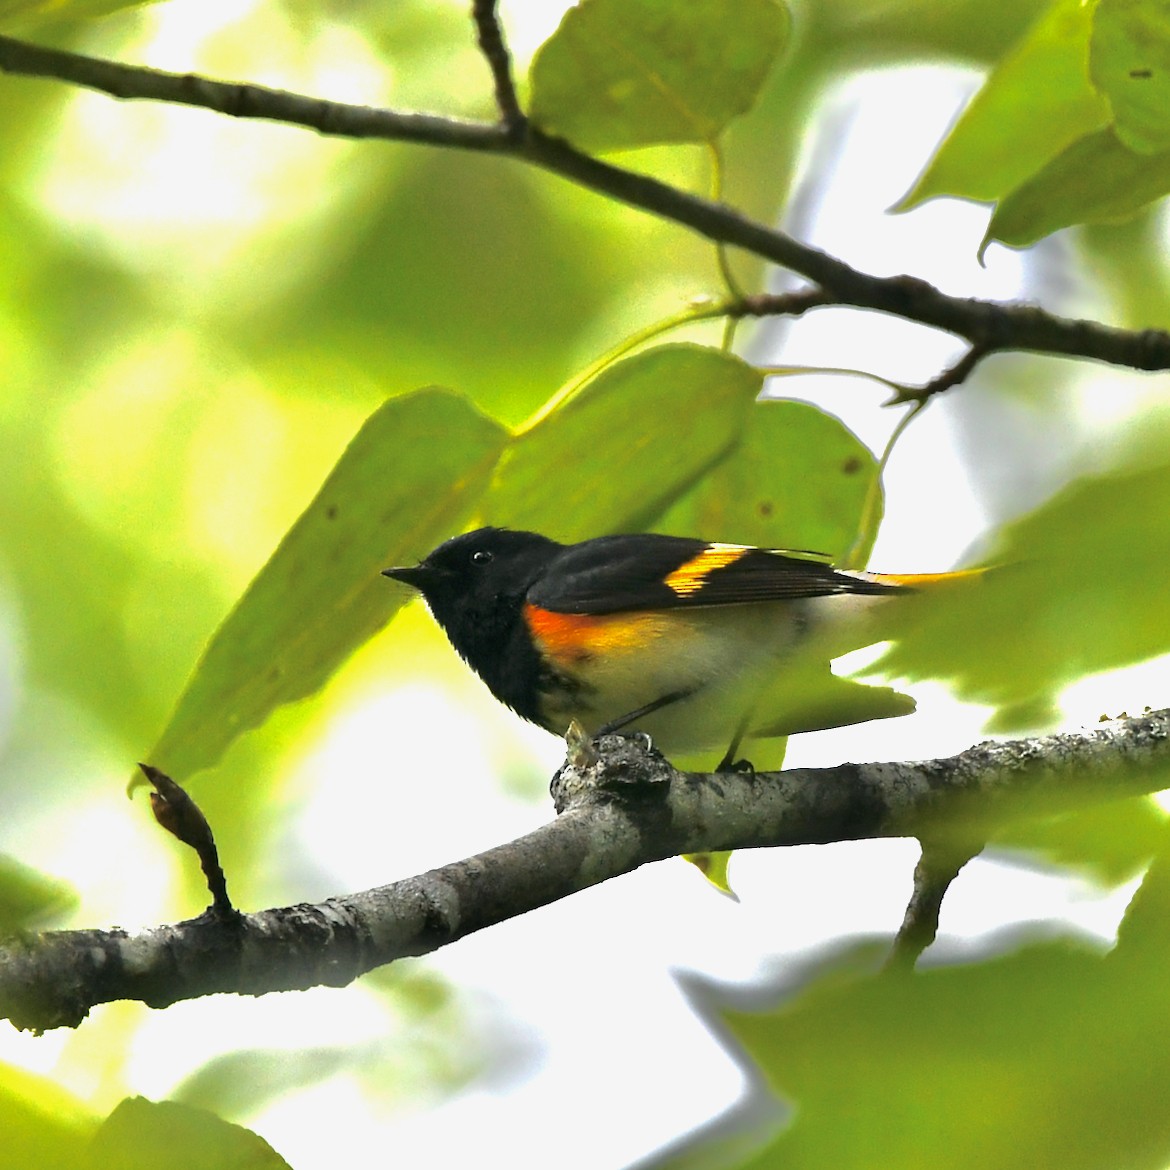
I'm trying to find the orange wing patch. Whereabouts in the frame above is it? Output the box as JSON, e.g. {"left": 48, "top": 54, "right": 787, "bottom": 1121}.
{"left": 663, "top": 544, "right": 750, "bottom": 598}
{"left": 523, "top": 604, "right": 673, "bottom": 666}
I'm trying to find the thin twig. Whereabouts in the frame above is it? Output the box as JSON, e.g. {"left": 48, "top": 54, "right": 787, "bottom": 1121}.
{"left": 138, "top": 764, "right": 235, "bottom": 918}
{"left": 888, "top": 343, "right": 993, "bottom": 406}
{"left": 471, "top": 0, "right": 525, "bottom": 132}
{"left": 886, "top": 837, "right": 983, "bottom": 971}
{"left": 735, "top": 288, "right": 835, "bottom": 318}
{"left": 0, "top": 34, "right": 509, "bottom": 150}
{"left": 844, "top": 398, "right": 923, "bottom": 569}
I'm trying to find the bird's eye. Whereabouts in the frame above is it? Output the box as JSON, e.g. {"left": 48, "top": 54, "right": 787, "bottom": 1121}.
{"left": 471, "top": 549, "right": 493, "bottom": 566}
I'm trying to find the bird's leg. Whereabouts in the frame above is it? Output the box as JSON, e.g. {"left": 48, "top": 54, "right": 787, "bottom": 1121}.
{"left": 716, "top": 712, "right": 755, "bottom": 773}
{"left": 596, "top": 688, "right": 695, "bottom": 737}
{"left": 711, "top": 706, "right": 758, "bottom": 772}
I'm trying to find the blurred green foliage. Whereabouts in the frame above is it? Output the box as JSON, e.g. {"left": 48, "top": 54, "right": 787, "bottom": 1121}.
{"left": 0, "top": 0, "right": 157, "bottom": 22}
{"left": 899, "top": 0, "right": 1109, "bottom": 208}
{"left": 905, "top": 0, "right": 1170, "bottom": 249}
{"left": 655, "top": 399, "right": 879, "bottom": 561}
{"left": 986, "top": 126, "right": 1170, "bottom": 251}
{"left": 2, "top": 0, "right": 1170, "bottom": 1168}
{"left": 881, "top": 455, "right": 1170, "bottom": 727}
{"left": 0, "top": 1061, "right": 93, "bottom": 1170}
{"left": 1091, "top": 0, "right": 1170, "bottom": 154}
{"left": 677, "top": 923, "right": 1170, "bottom": 1170}
{"left": 88, "top": 1096, "right": 290, "bottom": 1169}
{"left": 0, "top": 855, "right": 76, "bottom": 933}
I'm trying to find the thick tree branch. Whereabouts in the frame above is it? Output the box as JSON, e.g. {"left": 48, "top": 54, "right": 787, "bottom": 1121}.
{"left": 2, "top": 34, "right": 1169, "bottom": 377}
{"left": 3, "top": 711, "right": 1168, "bottom": 1033}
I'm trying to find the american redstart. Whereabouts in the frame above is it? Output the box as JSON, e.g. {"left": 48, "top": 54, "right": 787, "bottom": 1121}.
{"left": 384, "top": 528, "right": 966, "bottom": 770}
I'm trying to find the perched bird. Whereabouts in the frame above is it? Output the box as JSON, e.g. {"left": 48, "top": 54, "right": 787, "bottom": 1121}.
{"left": 384, "top": 527, "right": 962, "bottom": 770}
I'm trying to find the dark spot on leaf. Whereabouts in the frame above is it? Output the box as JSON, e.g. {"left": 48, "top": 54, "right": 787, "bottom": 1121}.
{"left": 842, "top": 456, "right": 863, "bottom": 474}
{"left": 758, "top": 500, "right": 773, "bottom": 517}
{"left": 325, "top": 504, "right": 338, "bottom": 519}
{"left": 1131, "top": 68, "right": 1153, "bottom": 79}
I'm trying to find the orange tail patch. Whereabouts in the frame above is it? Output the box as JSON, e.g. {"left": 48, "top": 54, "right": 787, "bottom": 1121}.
{"left": 867, "top": 567, "right": 987, "bottom": 589}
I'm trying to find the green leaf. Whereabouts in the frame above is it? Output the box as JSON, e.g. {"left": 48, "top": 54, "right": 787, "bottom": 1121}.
{"left": 0, "top": 856, "right": 76, "bottom": 933}
{"left": 0, "top": 1063, "right": 93, "bottom": 1170}
{"left": 88, "top": 1098, "right": 289, "bottom": 1170}
{"left": 900, "top": 0, "right": 1109, "bottom": 208}
{"left": 992, "top": 798, "right": 1167, "bottom": 886}
{"left": 683, "top": 850, "right": 737, "bottom": 896}
{"left": 172, "top": 1049, "right": 352, "bottom": 1118}
{"left": 653, "top": 399, "right": 878, "bottom": 561}
{"left": 173, "top": 970, "right": 474, "bottom": 1116}
{"left": 985, "top": 126, "right": 1170, "bottom": 250}
{"left": 1115, "top": 827, "right": 1170, "bottom": 960}
{"left": 147, "top": 389, "right": 507, "bottom": 780}
{"left": 878, "top": 452, "right": 1170, "bottom": 729}
{"left": 679, "top": 939, "right": 1170, "bottom": 1170}
{"left": 1091, "top": 0, "right": 1170, "bottom": 153}
{"left": 257, "top": 152, "right": 625, "bottom": 429}
{"left": 529, "top": 0, "right": 790, "bottom": 152}
{"left": 484, "top": 344, "right": 763, "bottom": 541}
{"left": 0, "top": 0, "right": 160, "bottom": 22}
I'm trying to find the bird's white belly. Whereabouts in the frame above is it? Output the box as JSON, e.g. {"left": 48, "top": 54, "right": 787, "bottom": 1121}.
{"left": 539, "top": 601, "right": 809, "bottom": 752}
{"left": 533, "top": 589, "right": 909, "bottom": 760}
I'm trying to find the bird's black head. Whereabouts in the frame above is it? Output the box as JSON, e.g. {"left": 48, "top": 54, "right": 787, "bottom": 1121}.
{"left": 384, "top": 527, "right": 561, "bottom": 602}
{"left": 383, "top": 528, "right": 563, "bottom": 676}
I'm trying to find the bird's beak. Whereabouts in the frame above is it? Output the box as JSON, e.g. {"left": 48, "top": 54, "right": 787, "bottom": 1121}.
{"left": 382, "top": 564, "right": 432, "bottom": 589}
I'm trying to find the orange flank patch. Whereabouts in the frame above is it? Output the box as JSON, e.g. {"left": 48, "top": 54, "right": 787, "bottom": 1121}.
{"left": 523, "top": 604, "right": 672, "bottom": 666}
{"left": 663, "top": 544, "right": 750, "bottom": 597}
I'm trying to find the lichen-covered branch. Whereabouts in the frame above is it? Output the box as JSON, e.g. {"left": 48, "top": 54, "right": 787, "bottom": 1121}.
{"left": 3, "top": 711, "right": 1168, "bottom": 1033}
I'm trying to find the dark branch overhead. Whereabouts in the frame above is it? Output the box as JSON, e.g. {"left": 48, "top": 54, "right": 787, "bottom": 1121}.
{"left": 0, "top": 34, "right": 1168, "bottom": 378}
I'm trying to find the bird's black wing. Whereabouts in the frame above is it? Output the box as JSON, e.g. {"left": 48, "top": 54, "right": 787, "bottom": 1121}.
{"left": 528, "top": 534, "right": 902, "bottom": 615}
